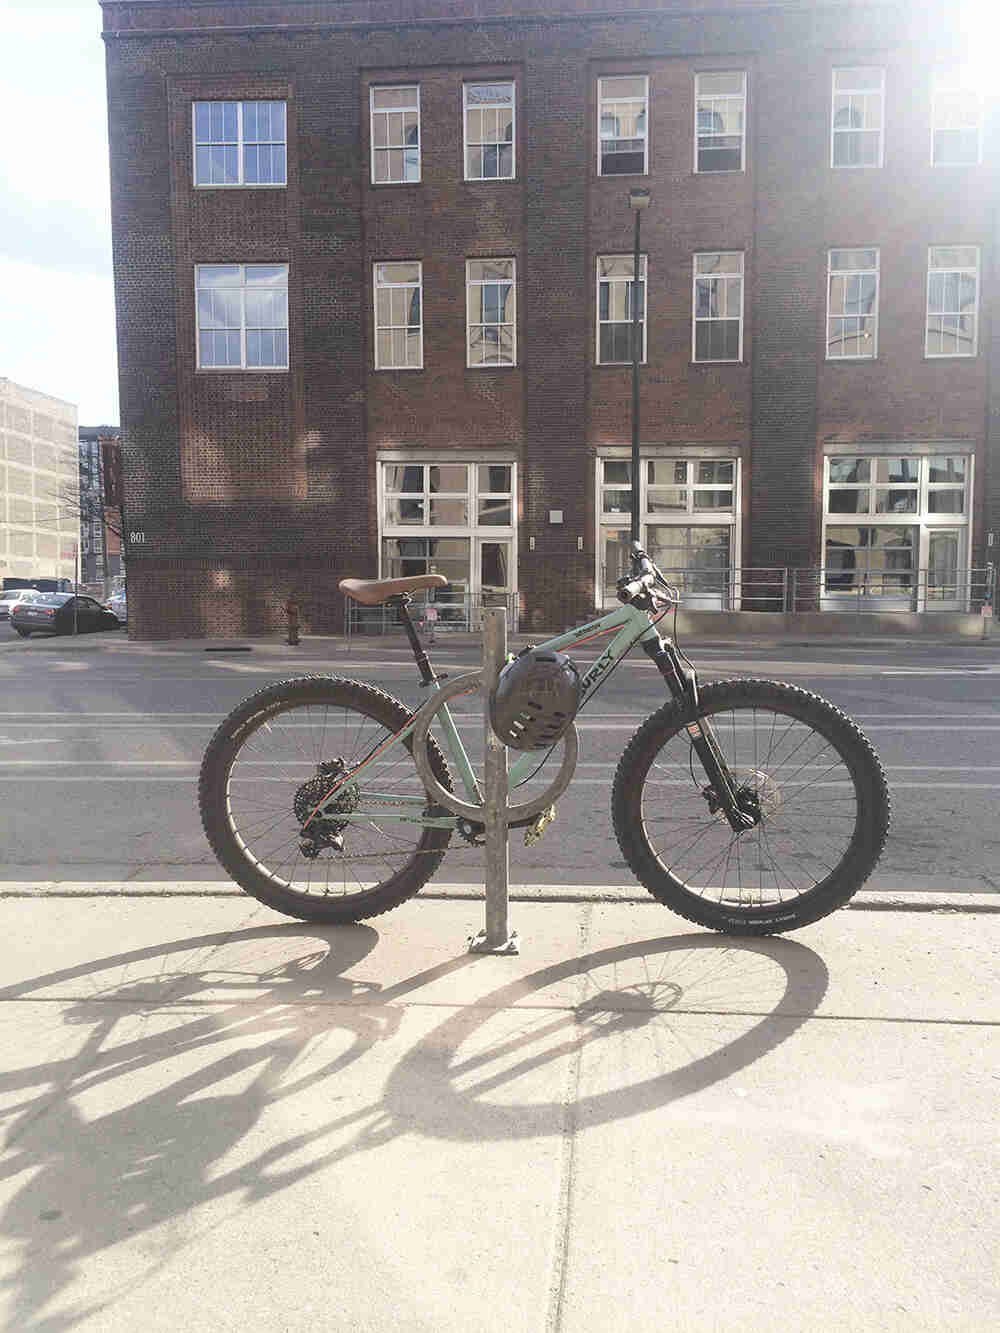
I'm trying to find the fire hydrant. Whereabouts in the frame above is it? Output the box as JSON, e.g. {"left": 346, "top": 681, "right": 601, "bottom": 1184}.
{"left": 284, "top": 595, "right": 300, "bottom": 646}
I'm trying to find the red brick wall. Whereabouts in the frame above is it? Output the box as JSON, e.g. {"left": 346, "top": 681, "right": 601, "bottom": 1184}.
{"left": 104, "top": 0, "right": 997, "bottom": 637}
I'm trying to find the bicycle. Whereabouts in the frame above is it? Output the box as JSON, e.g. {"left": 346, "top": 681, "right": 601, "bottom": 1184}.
{"left": 198, "top": 544, "right": 890, "bottom": 935}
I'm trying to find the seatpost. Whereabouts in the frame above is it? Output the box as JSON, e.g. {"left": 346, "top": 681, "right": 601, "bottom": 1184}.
{"left": 389, "top": 594, "right": 436, "bottom": 686}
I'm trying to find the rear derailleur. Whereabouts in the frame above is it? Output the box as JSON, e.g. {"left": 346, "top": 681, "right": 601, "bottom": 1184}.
{"left": 295, "top": 758, "right": 360, "bottom": 858}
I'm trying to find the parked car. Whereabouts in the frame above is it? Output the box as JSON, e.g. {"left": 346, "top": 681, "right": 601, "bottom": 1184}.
{"left": 0, "top": 588, "right": 47, "bottom": 622}
{"left": 107, "top": 589, "right": 127, "bottom": 623}
{"left": 10, "top": 593, "right": 123, "bottom": 638}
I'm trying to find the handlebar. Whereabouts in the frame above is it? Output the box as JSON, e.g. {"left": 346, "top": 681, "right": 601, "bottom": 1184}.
{"left": 616, "top": 543, "right": 677, "bottom": 607}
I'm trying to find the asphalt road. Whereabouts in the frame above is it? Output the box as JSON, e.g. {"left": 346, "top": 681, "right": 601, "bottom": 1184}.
{"left": 1, "top": 630, "right": 998, "bottom": 897}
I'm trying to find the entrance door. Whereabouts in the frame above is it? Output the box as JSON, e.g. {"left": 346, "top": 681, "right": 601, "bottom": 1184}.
{"left": 926, "top": 529, "right": 964, "bottom": 610}
{"left": 476, "top": 538, "right": 514, "bottom": 627}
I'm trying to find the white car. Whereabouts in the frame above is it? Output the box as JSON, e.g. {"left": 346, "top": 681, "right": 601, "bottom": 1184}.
{"left": 0, "top": 588, "right": 47, "bottom": 622}
{"left": 107, "top": 590, "right": 127, "bottom": 623}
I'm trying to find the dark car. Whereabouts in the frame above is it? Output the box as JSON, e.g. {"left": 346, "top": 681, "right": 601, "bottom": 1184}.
{"left": 11, "top": 593, "right": 122, "bottom": 638}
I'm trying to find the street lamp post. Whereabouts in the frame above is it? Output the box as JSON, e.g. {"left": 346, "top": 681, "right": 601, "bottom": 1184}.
{"left": 628, "top": 186, "right": 650, "bottom": 547}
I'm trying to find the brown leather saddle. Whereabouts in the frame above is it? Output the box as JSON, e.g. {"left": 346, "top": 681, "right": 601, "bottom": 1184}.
{"left": 338, "top": 574, "right": 447, "bottom": 606}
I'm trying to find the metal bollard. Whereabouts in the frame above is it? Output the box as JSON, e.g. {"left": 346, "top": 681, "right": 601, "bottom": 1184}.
{"left": 469, "top": 606, "right": 519, "bottom": 955}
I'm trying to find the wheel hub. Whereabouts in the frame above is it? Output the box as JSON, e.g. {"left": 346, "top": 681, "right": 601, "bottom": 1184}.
{"left": 703, "top": 768, "right": 781, "bottom": 829}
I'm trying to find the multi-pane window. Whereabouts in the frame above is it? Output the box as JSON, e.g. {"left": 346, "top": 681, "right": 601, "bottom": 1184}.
{"left": 380, "top": 462, "right": 516, "bottom": 612}
{"left": 374, "top": 262, "right": 423, "bottom": 369}
{"left": 598, "top": 457, "right": 737, "bottom": 605}
{"left": 693, "top": 252, "right": 744, "bottom": 362}
{"left": 695, "top": 72, "right": 746, "bottom": 172}
{"left": 926, "top": 247, "right": 979, "bottom": 357}
{"left": 831, "top": 68, "right": 884, "bottom": 167}
{"left": 824, "top": 454, "right": 971, "bottom": 601}
{"left": 466, "top": 259, "right": 516, "bottom": 367}
{"left": 370, "top": 86, "right": 420, "bottom": 184}
{"left": 597, "top": 255, "right": 646, "bottom": 364}
{"left": 193, "top": 101, "right": 287, "bottom": 186}
{"left": 931, "top": 69, "right": 982, "bottom": 166}
{"left": 598, "top": 76, "right": 648, "bottom": 176}
{"left": 464, "top": 82, "right": 515, "bottom": 180}
{"left": 827, "top": 249, "right": 879, "bottom": 359}
{"left": 196, "top": 265, "right": 289, "bottom": 369}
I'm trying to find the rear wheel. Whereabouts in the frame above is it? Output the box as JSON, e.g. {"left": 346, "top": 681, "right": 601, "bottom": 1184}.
{"left": 612, "top": 679, "right": 890, "bottom": 935}
{"left": 199, "top": 675, "right": 454, "bottom": 923}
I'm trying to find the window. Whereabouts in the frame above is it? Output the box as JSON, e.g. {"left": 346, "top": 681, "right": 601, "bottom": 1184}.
{"left": 931, "top": 69, "right": 982, "bottom": 166}
{"left": 598, "top": 457, "right": 738, "bottom": 606}
{"left": 597, "top": 256, "right": 646, "bottom": 364}
{"left": 824, "top": 454, "right": 972, "bottom": 603}
{"left": 693, "top": 252, "right": 743, "bottom": 362}
{"left": 598, "top": 76, "right": 648, "bottom": 176}
{"left": 466, "top": 259, "right": 516, "bottom": 367}
{"left": 827, "top": 249, "right": 879, "bottom": 358}
{"left": 374, "top": 262, "right": 423, "bottom": 369}
{"left": 193, "top": 101, "right": 287, "bottom": 187}
{"left": 370, "top": 86, "right": 420, "bottom": 184}
{"left": 926, "top": 247, "right": 979, "bottom": 357}
{"left": 464, "top": 82, "right": 515, "bottom": 180}
{"left": 695, "top": 72, "right": 746, "bottom": 172}
{"left": 380, "top": 461, "right": 516, "bottom": 614}
{"left": 196, "top": 265, "right": 289, "bottom": 369}
{"left": 831, "top": 68, "right": 884, "bottom": 167}
{"left": 193, "top": 100, "right": 285, "bottom": 187}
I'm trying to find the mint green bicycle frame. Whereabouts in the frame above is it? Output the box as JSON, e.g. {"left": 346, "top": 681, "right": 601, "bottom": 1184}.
{"left": 324, "top": 601, "right": 661, "bottom": 831}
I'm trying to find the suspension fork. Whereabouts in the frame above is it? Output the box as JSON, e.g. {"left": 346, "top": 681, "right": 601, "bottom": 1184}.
{"left": 640, "top": 635, "right": 756, "bottom": 832}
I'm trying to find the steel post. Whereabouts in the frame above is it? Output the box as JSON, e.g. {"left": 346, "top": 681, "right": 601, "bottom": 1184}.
{"left": 469, "top": 606, "right": 519, "bottom": 955}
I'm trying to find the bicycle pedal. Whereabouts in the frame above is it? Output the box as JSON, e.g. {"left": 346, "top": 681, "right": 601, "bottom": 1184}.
{"left": 524, "top": 804, "right": 556, "bottom": 846}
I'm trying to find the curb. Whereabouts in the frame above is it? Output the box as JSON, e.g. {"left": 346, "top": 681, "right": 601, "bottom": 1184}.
{"left": 2, "top": 882, "right": 997, "bottom": 914}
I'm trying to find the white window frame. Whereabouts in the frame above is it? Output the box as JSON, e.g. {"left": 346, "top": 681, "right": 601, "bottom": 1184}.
{"left": 830, "top": 67, "right": 885, "bottom": 169}
{"left": 377, "top": 458, "right": 518, "bottom": 608}
{"left": 822, "top": 451, "right": 974, "bottom": 609}
{"left": 826, "top": 248, "right": 880, "bottom": 360}
{"left": 195, "top": 264, "right": 289, "bottom": 371}
{"left": 925, "top": 246, "right": 980, "bottom": 359}
{"left": 463, "top": 81, "right": 516, "bottom": 181}
{"left": 692, "top": 252, "right": 744, "bottom": 363}
{"left": 370, "top": 85, "right": 421, "bottom": 185}
{"left": 694, "top": 71, "right": 747, "bottom": 174}
{"left": 597, "top": 75, "right": 649, "bottom": 177}
{"left": 466, "top": 259, "right": 517, "bottom": 368}
{"left": 596, "top": 254, "right": 647, "bottom": 365}
{"left": 192, "top": 100, "right": 288, "bottom": 189}
{"left": 374, "top": 262, "right": 424, "bottom": 370}
{"left": 931, "top": 69, "right": 983, "bottom": 167}
{"left": 594, "top": 451, "right": 741, "bottom": 609}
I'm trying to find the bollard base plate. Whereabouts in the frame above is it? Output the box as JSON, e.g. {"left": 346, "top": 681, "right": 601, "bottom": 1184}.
{"left": 468, "top": 928, "right": 520, "bottom": 956}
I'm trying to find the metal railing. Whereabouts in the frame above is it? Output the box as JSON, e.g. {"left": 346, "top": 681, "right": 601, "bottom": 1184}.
{"left": 601, "top": 566, "right": 789, "bottom": 612}
{"left": 789, "top": 567, "right": 996, "bottom": 615}
{"left": 344, "top": 591, "right": 519, "bottom": 636}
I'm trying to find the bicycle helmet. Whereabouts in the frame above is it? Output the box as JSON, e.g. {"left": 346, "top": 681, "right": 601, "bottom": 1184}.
{"left": 489, "top": 647, "right": 582, "bottom": 750}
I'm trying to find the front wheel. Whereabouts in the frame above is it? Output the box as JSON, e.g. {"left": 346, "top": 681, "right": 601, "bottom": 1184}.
{"left": 199, "top": 675, "right": 454, "bottom": 923}
{"left": 612, "top": 679, "right": 890, "bottom": 935}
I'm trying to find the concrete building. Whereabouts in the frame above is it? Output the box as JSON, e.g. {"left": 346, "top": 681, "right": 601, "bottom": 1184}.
{"left": 102, "top": 0, "right": 998, "bottom": 637}
{"left": 0, "top": 379, "right": 79, "bottom": 591}
{"left": 78, "top": 427, "right": 124, "bottom": 590}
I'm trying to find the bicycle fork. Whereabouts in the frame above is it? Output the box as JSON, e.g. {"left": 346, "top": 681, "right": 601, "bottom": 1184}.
{"left": 641, "top": 634, "right": 759, "bottom": 833}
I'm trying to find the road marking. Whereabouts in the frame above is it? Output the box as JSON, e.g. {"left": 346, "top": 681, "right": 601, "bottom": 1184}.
{"left": 0, "top": 775, "right": 996, "bottom": 788}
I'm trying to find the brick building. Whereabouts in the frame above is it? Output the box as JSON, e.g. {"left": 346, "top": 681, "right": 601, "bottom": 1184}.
{"left": 102, "top": 0, "right": 999, "bottom": 637}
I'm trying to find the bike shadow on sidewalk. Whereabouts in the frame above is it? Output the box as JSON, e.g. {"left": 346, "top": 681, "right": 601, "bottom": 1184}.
{"left": 0, "top": 918, "right": 828, "bottom": 1332}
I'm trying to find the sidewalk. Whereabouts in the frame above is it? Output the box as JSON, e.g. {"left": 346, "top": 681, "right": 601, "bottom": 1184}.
{"left": 2, "top": 890, "right": 996, "bottom": 1332}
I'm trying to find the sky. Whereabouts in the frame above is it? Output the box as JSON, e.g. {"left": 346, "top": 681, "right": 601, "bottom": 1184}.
{"left": 1, "top": 0, "right": 117, "bottom": 426}
{"left": 0, "top": 0, "right": 993, "bottom": 432}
